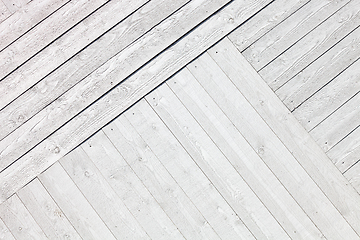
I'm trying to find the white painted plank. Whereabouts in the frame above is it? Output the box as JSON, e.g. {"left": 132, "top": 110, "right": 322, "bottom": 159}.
{"left": 0, "top": 1, "right": 11, "bottom": 23}
{"left": 167, "top": 67, "right": 325, "bottom": 240}
{"left": 81, "top": 131, "right": 186, "bottom": 240}
{"left": 146, "top": 85, "right": 290, "bottom": 240}
{"left": 344, "top": 161, "right": 360, "bottom": 194}
{"left": 0, "top": 0, "right": 151, "bottom": 112}
{"left": 0, "top": 0, "right": 188, "bottom": 139}
{"left": 242, "top": 0, "right": 351, "bottom": 70}
{"left": 121, "top": 99, "right": 256, "bottom": 240}
{"left": 310, "top": 92, "right": 360, "bottom": 152}
{"left": 259, "top": 0, "right": 360, "bottom": 90}
{"left": 17, "top": 178, "right": 82, "bottom": 240}
{"left": 0, "top": 0, "right": 230, "bottom": 172}
{"left": 103, "top": 116, "right": 221, "bottom": 240}
{"left": 0, "top": 217, "right": 15, "bottom": 240}
{"left": 292, "top": 58, "right": 360, "bottom": 132}
{"left": 208, "top": 37, "right": 360, "bottom": 237}
{"left": 0, "top": 0, "right": 109, "bottom": 79}
{"left": 0, "top": 0, "right": 272, "bottom": 203}
{"left": 60, "top": 147, "right": 151, "bottom": 240}
{"left": 38, "top": 162, "right": 117, "bottom": 240}
{"left": 228, "top": 0, "right": 309, "bottom": 52}
{"left": 0, "top": 0, "right": 69, "bottom": 51}
{"left": 328, "top": 125, "right": 360, "bottom": 173}
{"left": 277, "top": 26, "right": 360, "bottom": 111}
{"left": 1, "top": 0, "right": 29, "bottom": 13}
{"left": 0, "top": 194, "right": 48, "bottom": 240}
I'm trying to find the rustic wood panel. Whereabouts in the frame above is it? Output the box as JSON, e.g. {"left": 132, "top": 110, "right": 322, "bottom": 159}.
{"left": 0, "top": 1, "right": 11, "bottom": 23}
{"left": 0, "top": 217, "right": 15, "bottom": 240}
{"left": 1, "top": 0, "right": 29, "bottom": 14}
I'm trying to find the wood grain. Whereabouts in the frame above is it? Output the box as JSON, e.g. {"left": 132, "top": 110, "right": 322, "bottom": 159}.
{"left": 1, "top": 0, "right": 29, "bottom": 13}
{"left": 0, "top": 0, "right": 109, "bottom": 80}
{"left": 60, "top": 146, "right": 151, "bottom": 240}
{"left": 17, "top": 178, "right": 82, "bottom": 240}
{"left": 277, "top": 26, "right": 360, "bottom": 111}
{"left": 259, "top": 0, "right": 360, "bottom": 90}
{"left": 167, "top": 67, "right": 325, "bottom": 240}
{"left": 228, "top": 0, "right": 309, "bottom": 51}
{"left": 0, "top": 194, "right": 48, "bottom": 240}
{"left": 344, "top": 160, "right": 360, "bottom": 194}
{"left": 0, "top": 0, "right": 272, "bottom": 204}
{"left": 243, "top": 0, "right": 351, "bottom": 70}
{"left": 81, "top": 130, "right": 185, "bottom": 240}
{"left": 104, "top": 114, "right": 221, "bottom": 240}
{"left": 39, "top": 162, "right": 117, "bottom": 240}
{"left": 292, "top": 58, "right": 360, "bottom": 133}
{"left": 0, "top": 0, "right": 11, "bottom": 23}
{"left": 0, "top": 0, "right": 230, "bottom": 171}
{"left": 208, "top": 37, "right": 360, "bottom": 237}
{"left": 0, "top": 0, "right": 148, "bottom": 111}
{"left": 0, "top": 0, "right": 188, "bottom": 139}
{"left": 0, "top": 217, "right": 15, "bottom": 240}
{"left": 122, "top": 99, "right": 257, "bottom": 240}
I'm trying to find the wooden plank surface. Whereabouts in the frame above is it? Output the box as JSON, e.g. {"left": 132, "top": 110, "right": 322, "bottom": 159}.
{"left": 146, "top": 85, "right": 290, "bottom": 239}
{"left": 0, "top": 0, "right": 230, "bottom": 172}
{"left": 259, "top": 0, "right": 360, "bottom": 90}
{"left": 208, "top": 37, "right": 360, "bottom": 237}
{"left": 0, "top": 0, "right": 148, "bottom": 111}
{"left": 228, "top": 0, "right": 309, "bottom": 52}
{"left": 0, "top": 0, "right": 109, "bottom": 80}
{"left": 242, "top": 0, "right": 351, "bottom": 71}
{"left": 17, "top": 178, "right": 82, "bottom": 240}
{"left": 120, "top": 100, "right": 257, "bottom": 239}
{"left": 292, "top": 58, "right": 360, "bottom": 132}
{"left": 38, "top": 162, "right": 117, "bottom": 240}
{"left": 167, "top": 67, "right": 325, "bottom": 240}
{"left": 103, "top": 115, "right": 222, "bottom": 240}
{"left": 81, "top": 130, "right": 186, "bottom": 240}
{"left": 344, "top": 160, "right": 360, "bottom": 194}
{"left": 0, "top": 194, "right": 48, "bottom": 240}
{"left": 0, "top": 0, "right": 69, "bottom": 50}
{"left": 276, "top": 26, "right": 360, "bottom": 112}
{"left": 0, "top": 1, "right": 11, "bottom": 23}
{"left": 60, "top": 146, "right": 151, "bottom": 240}
{"left": 0, "top": 217, "right": 15, "bottom": 240}
{"left": 0, "top": 0, "right": 271, "bottom": 203}
{"left": 1, "top": 0, "right": 29, "bottom": 13}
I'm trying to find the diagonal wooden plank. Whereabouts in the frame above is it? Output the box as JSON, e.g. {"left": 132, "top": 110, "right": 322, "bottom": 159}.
{"left": 0, "top": 0, "right": 149, "bottom": 111}
{"left": 0, "top": 0, "right": 230, "bottom": 174}
{"left": 0, "top": 0, "right": 110, "bottom": 80}
{"left": 0, "top": 0, "right": 271, "bottom": 203}
{"left": 0, "top": 0, "right": 11, "bottom": 23}
{"left": 0, "top": 216, "right": 15, "bottom": 240}
{"left": 0, "top": 0, "right": 189, "bottom": 140}
{"left": 209, "top": 37, "right": 360, "bottom": 237}
{"left": 1, "top": 0, "right": 29, "bottom": 14}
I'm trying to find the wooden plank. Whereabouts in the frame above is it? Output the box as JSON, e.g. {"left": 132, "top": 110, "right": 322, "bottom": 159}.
{"left": 0, "top": 1, "right": 11, "bottom": 23}
{"left": 167, "top": 67, "right": 325, "bottom": 240}
{"left": 1, "top": 0, "right": 29, "bottom": 13}
{"left": 0, "top": 217, "right": 15, "bottom": 240}
{"left": 146, "top": 87, "right": 289, "bottom": 239}
{"left": 242, "top": 0, "right": 351, "bottom": 70}
{"left": 17, "top": 178, "right": 82, "bottom": 240}
{"left": 120, "top": 100, "right": 257, "bottom": 240}
{"left": 208, "top": 37, "right": 360, "bottom": 237}
{"left": 0, "top": 0, "right": 148, "bottom": 111}
{"left": 103, "top": 116, "right": 221, "bottom": 240}
{"left": 228, "top": 0, "right": 309, "bottom": 51}
{"left": 0, "top": 0, "right": 188, "bottom": 140}
{"left": 0, "top": 194, "right": 48, "bottom": 240}
{"left": 0, "top": 0, "right": 230, "bottom": 172}
{"left": 81, "top": 131, "right": 186, "bottom": 240}
{"left": 328, "top": 126, "right": 360, "bottom": 173}
{"left": 259, "top": 0, "right": 360, "bottom": 90}
{"left": 38, "top": 162, "right": 117, "bottom": 240}
{"left": 60, "top": 147, "right": 151, "bottom": 240}
{"left": 310, "top": 92, "right": 360, "bottom": 152}
{"left": 0, "top": 0, "right": 110, "bottom": 80}
{"left": 292, "top": 58, "right": 360, "bottom": 132}
{"left": 276, "top": 26, "right": 360, "bottom": 111}
{"left": 344, "top": 161, "right": 360, "bottom": 194}
{"left": 0, "top": 0, "right": 69, "bottom": 51}
{"left": 0, "top": 0, "right": 272, "bottom": 204}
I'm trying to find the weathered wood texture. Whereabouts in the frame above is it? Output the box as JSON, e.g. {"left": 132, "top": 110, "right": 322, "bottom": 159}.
{"left": 0, "top": 0, "right": 271, "bottom": 203}
{"left": 0, "top": 1, "right": 11, "bottom": 23}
